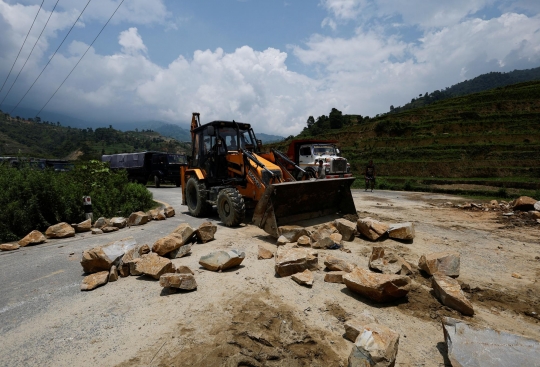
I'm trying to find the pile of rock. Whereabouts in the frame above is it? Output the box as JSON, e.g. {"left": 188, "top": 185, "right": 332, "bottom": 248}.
{"left": 357, "top": 218, "right": 415, "bottom": 242}
{"left": 458, "top": 196, "right": 540, "bottom": 223}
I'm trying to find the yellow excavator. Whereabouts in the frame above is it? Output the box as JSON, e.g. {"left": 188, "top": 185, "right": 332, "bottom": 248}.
{"left": 180, "top": 113, "right": 356, "bottom": 237}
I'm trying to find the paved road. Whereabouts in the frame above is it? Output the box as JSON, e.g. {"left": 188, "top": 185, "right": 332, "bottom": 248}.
{"left": 0, "top": 186, "right": 215, "bottom": 335}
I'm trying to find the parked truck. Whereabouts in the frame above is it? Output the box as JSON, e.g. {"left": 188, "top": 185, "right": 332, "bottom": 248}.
{"left": 102, "top": 151, "right": 187, "bottom": 187}
{"left": 284, "top": 140, "right": 352, "bottom": 179}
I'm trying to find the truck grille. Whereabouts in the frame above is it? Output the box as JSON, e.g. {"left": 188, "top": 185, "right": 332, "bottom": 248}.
{"left": 331, "top": 159, "right": 347, "bottom": 173}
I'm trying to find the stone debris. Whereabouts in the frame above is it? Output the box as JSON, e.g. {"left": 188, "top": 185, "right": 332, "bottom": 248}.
{"left": 441, "top": 317, "right": 540, "bottom": 367}
{"left": 278, "top": 225, "right": 310, "bottom": 242}
{"left": 357, "top": 217, "right": 389, "bottom": 241}
{"left": 127, "top": 211, "right": 150, "bottom": 226}
{"left": 291, "top": 269, "right": 314, "bottom": 287}
{"left": 199, "top": 249, "right": 245, "bottom": 271}
{"left": 418, "top": 251, "right": 460, "bottom": 277}
{"left": 171, "top": 223, "right": 196, "bottom": 243}
{"left": 136, "top": 253, "right": 174, "bottom": 279}
{"left": 164, "top": 206, "right": 175, "bottom": 217}
{"left": 348, "top": 323, "right": 400, "bottom": 367}
{"left": 91, "top": 228, "right": 103, "bottom": 235}
{"left": 313, "top": 233, "right": 342, "bottom": 249}
{"left": 108, "top": 265, "right": 119, "bottom": 282}
{"left": 18, "top": 230, "right": 46, "bottom": 247}
{"left": 388, "top": 222, "right": 415, "bottom": 240}
{"left": 324, "top": 271, "right": 346, "bottom": 283}
{"left": 80, "top": 237, "right": 138, "bottom": 273}
{"left": 147, "top": 208, "right": 164, "bottom": 221}
{"left": 196, "top": 221, "right": 217, "bottom": 243}
{"left": 152, "top": 235, "right": 184, "bottom": 256}
{"left": 343, "top": 267, "right": 411, "bottom": 302}
{"left": 310, "top": 223, "right": 338, "bottom": 243}
{"left": 169, "top": 244, "right": 192, "bottom": 259}
{"left": 334, "top": 218, "right": 357, "bottom": 241}
{"left": 257, "top": 244, "right": 274, "bottom": 260}
{"left": 489, "top": 199, "right": 498, "bottom": 208}
{"left": 0, "top": 243, "right": 20, "bottom": 251}
{"left": 369, "top": 247, "right": 413, "bottom": 275}
{"left": 176, "top": 265, "right": 194, "bottom": 275}
{"left": 45, "top": 222, "right": 75, "bottom": 239}
{"left": 73, "top": 219, "right": 91, "bottom": 233}
{"left": 80, "top": 271, "right": 108, "bottom": 291}
{"left": 276, "top": 235, "right": 289, "bottom": 246}
{"left": 511, "top": 196, "right": 537, "bottom": 211}
{"left": 297, "top": 235, "right": 311, "bottom": 247}
{"left": 93, "top": 217, "right": 109, "bottom": 229}
{"left": 344, "top": 311, "right": 379, "bottom": 342}
{"left": 110, "top": 217, "right": 127, "bottom": 229}
{"left": 530, "top": 211, "right": 540, "bottom": 220}
{"left": 511, "top": 272, "right": 522, "bottom": 279}
{"left": 275, "top": 247, "right": 319, "bottom": 277}
{"left": 535, "top": 201, "right": 540, "bottom": 211}
{"left": 139, "top": 244, "right": 150, "bottom": 255}
{"left": 118, "top": 264, "right": 130, "bottom": 277}
{"left": 159, "top": 273, "right": 197, "bottom": 290}
{"left": 129, "top": 258, "right": 142, "bottom": 276}
{"left": 324, "top": 255, "right": 355, "bottom": 272}
{"left": 432, "top": 274, "right": 474, "bottom": 316}
{"left": 101, "top": 226, "right": 119, "bottom": 233}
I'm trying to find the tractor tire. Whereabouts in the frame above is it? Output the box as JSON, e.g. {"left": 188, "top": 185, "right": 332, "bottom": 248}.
{"left": 154, "top": 175, "right": 161, "bottom": 188}
{"left": 217, "top": 188, "right": 246, "bottom": 227}
{"left": 185, "top": 177, "right": 211, "bottom": 217}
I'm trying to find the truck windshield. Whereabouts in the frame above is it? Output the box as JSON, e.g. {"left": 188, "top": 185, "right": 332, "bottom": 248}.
{"left": 218, "top": 127, "right": 256, "bottom": 151}
{"left": 167, "top": 154, "right": 186, "bottom": 164}
{"left": 313, "top": 145, "right": 336, "bottom": 155}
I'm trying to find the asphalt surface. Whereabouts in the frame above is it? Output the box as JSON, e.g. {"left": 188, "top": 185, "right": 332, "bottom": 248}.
{"left": 0, "top": 186, "right": 215, "bottom": 335}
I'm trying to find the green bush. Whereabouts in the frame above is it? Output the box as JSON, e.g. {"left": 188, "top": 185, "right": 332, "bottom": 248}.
{"left": 0, "top": 161, "right": 153, "bottom": 242}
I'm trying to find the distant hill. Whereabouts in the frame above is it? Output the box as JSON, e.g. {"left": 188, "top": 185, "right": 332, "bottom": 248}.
{"left": 257, "top": 133, "right": 284, "bottom": 143}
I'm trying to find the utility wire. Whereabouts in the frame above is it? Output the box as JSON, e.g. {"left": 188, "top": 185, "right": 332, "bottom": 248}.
{"left": 36, "top": 0, "right": 126, "bottom": 118}
{"left": 0, "top": 0, "right": 61, "bottom": 109}
{"left": 0, "top": 0, "right": 44, "bottom": 98}
{"left": 9, "top": 0, "right": 93, "bottom": 115}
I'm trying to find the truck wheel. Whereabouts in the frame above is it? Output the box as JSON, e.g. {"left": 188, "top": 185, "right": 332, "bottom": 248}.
{"left": 154, "top": 175, "right": 161, "bottom": 188}
{"left": 185, "top": 177, "right": 211, "bottom": 217}
{"left": 217, "top": 188, "right": 245, "bottom": 227}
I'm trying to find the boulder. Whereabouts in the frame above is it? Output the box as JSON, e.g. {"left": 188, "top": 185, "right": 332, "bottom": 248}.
{"left": 199, "top": 249, "right": 245, "bottom": 271}
{"left": 368, "top": 247, "right": 412, "bottom": 275}
{"left": 310, "top": 223, "right": 338, "bottom": 243}
{"left": 324, "top": 271, "right": 346, "bottom": 284}
{"left": 127, "top": 211, "right": 150, "bottom": 226}
{"left": 110, "top": 217, "right": 127, "bottom": 229}
{"left": 101, "top": 226, "right": 119, "bottom": 233}
{"left": 258, "top": 244, "right": 274, "bottom": 260}
{"left": 343, "top": 268, "right": 411, "bottom": 302}
{"left": 80, "top": 271, "right": 108, "bottom": 291}
{"left": 278, "top": 225, "right": 310, "bottom": 242}
{"left": 91, "top": 228, "right": 103, "bottom": 235}
{"left": 118, "top": 264, "right": 130, "bottom": 277}
{"left": 147, "top": 209, "right": 160, "bottom": 220}
{"left": 530, "top": 211, "right": 540, "bottom": 220}
{"left": 489, "top": 200, "right": 499, "bottom": 208}
{"left": 512, "top": 196, "right": 537, "bottom": 211}
{"left": 324, "top": 255, "right": 355, "bottom": 272}
{"left": 159, "top": 273, "right": 197, "bottom": 290}
{"left": 80, "top": 237, "right": 138, "bottom": 273}
{"left": 432, "top": 274, "right": 474, "bottom": 316}
{"left": 535, "top": 201, "right": 540, "bottom": 211}
{"left": 108, "top": 265, "right": 119, "bottom": 282}
{"left": 73, "top": 219, "right": 91, "bottom": 233}
{"left": 196, "top": 222, "right": 217, "bottom": 243}
{"left": 441, "top": 317, "right": 540, "bottom": 367}
{"left": 313, "top": 233, "right": 342, "bottom": 249}
{"left": 297, "top": 235, "right": 311, "bottom": 247}
{"left": 171, "top": 223, "right": 195, "bottom": 244}
{"left": 334, "top": 218, "right": 357, "bottom": 241}
{"left": 388, "top": 222, "right": 415, "bottom": 240}
{"left": 291, "top": 269, "right": 314, "bottom": 287}
{"left": 18, "top": 230, "right": 46, "bottom": 247}
{"left": 152, "top": 235, "right": 184, "bottom": 256}
{"left": 129, "top": 258, "right": 142, "bottom": 276}
{"left": 275, "top": 247, "right": 319, "bottom": 277}
{"left": 139, "top": 244, "right": 150, "bottom": 255}
{"left": 0, "top": 243, "right": 20, "bottom": 251}
{"left": 136, "top": 253, "right": 174, "bottom": 279}
{"left": 357, "top": 217, "right": 389, "bottom": 241}
{"left": 176, "top": 265, "right": 194, "bottom": 275}
{"left": 344, "top": 312, "right": 379, "bottom": 342}
{"left": 276, "top": 235, "right": 289, "bottom": 246}
{"left": 45, "top": 222, "right": 75, "bottom": 239}
{"left": 348, "top": 323, "right": 399, "bottom": 367}
{"left": 93, "top": 217, "right": 109, "bottom": 229}
{"left": 169, "top": 244, "right": 192, "bottom": 259}
{"left": 164, "top": 206, "right": 175, "bottom": 218}
{"left": 418, "top": 251, "right": 460, "bottom": 277}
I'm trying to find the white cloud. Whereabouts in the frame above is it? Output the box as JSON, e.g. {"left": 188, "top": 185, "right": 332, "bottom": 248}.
{"left": 118, "top": 27, "right": 147, "bottom": 55}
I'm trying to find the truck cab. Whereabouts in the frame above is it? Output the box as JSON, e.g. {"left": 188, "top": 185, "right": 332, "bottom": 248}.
{"left": 288, "top": 140, "right": 352, "bottom": 179}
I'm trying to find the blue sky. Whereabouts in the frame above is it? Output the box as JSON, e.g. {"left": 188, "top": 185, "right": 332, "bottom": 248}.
{"left": 1, "top": 0, "right": 539, "bottom": 135}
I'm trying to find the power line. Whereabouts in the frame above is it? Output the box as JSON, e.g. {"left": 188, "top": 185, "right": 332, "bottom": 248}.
{"left": 0, "top": 0, "right": 61, "bottom": 108}
{"left": 0, "top": 0, "right": 44, "bottom": 98}
{"left": 36, "top": 0, "right": 126, "bottom": 118}
{"left": 9, "top": 0, "right": 93, "bottom": 115}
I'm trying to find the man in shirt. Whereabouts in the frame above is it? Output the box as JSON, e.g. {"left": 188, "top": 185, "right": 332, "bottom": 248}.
{"left": 365, "top": 160, "right": 375, "bottom": 191}
{"left": 317, "top": 160, "right": 326, "bottom": 179}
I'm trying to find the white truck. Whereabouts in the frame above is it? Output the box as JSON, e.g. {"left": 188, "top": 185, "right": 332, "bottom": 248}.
{"left": 285, "top": 139, "right": 352, "bottom": 179}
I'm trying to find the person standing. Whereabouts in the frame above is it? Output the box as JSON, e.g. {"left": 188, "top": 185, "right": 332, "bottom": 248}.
{"left": 317, "top": 160, "right": 326, "bottom": 179}
{"left": 365, "top": 160, "right": 375, "bottom": 191}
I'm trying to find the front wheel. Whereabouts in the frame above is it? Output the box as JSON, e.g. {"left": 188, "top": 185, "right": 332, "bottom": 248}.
{"left": 217, "top": 188, "right": 245, "bottom": 226}
{"left": 185, "top": 177, "right": 211, "bottom": 217}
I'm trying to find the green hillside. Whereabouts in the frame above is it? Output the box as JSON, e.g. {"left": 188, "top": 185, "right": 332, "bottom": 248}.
{"left": 270, "top": 81, "right": 540, "bottom": 197}
{"left": 0, "top": 111, "right": 189, "bottom": 160}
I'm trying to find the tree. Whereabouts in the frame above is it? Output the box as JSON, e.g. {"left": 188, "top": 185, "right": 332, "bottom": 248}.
{"left": 306, "top": 116, "right": 315, "bottom": 129}
{"left": 329, "top": 108, "right": 343, "bottom": 129}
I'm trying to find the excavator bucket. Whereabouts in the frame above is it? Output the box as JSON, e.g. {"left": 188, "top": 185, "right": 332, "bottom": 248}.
{"left": 253, "top": 177, "right": 356, "bottom": 238}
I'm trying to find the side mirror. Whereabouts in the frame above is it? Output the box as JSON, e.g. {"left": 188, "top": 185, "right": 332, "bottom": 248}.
{"left": 207, "top": 126, "right": 215, "bottom": 136}
{"left": 336, "top": 149, "right": 340, "bottom": 155}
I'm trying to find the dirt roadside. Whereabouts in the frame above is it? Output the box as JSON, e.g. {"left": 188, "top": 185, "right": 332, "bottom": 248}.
{"left": 1, "top": 190, "right": 539, "bottom": 367}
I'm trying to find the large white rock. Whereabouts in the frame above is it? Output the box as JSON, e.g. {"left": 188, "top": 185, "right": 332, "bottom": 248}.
{"left": 199, "top": 249, "right": 245, "bottom": 271}
{"left": 348, "top": 323, "right": 400, "bottom": 367}
{"left": 80, "top": 237, "right": 137, "bottom": 273}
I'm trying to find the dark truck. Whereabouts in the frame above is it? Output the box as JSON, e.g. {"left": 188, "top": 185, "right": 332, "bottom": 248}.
{"left": 102, "top": 151, "right": 187, "bottom": 187}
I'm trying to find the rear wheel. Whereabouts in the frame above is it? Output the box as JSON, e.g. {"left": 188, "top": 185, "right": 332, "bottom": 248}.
{"left": 185, "top": 177, "right": 211, "bottom": 217}
{"left": 217, "top": 188, "right": 245, "bottom": 226}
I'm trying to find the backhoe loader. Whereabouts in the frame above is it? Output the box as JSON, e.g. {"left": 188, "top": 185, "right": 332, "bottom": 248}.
{"left": 180, "top": 113, "right": 356, "bottom": 237}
